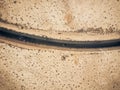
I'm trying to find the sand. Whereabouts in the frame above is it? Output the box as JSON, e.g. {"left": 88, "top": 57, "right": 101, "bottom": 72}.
{"left": 0, "top": 39, "right": 120, "bottom": 90}
{"left": 0, "top": 0, "right": 120, "bottom": 90}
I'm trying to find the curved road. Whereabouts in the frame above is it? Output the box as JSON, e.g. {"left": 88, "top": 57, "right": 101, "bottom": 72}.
{"left": 0, "top": 27, "right": 120, "bottom": 48}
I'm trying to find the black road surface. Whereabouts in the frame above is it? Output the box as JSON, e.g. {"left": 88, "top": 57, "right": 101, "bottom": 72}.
{"left": 0, "top": 27, "right": 120, "bottom": 48}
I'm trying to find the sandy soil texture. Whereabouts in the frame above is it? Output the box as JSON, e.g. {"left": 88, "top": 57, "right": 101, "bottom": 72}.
{"left": 0, "top": 0, "right": 120, "bottom": 90}
{"left": 0, "top": 40, "right": 120, "bottom": 90}
{"left": 0, "top": 0, "right": 120, "bottom": 41}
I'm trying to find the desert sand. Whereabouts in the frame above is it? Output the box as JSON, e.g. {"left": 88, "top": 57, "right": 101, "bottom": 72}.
{"left": 0, "top": 0, "right": 120, "bottom": 90}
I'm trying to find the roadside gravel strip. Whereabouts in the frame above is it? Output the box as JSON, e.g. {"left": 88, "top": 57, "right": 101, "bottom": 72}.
{"left": 0, "top": 27, "right": 120, "bottom": 48}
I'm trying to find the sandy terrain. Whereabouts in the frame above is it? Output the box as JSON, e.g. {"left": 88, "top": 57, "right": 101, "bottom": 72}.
{"left": 0, "top": 0, "right": 120, "bottom": 90}
{"left": 0, "top": 38, "right": 120, "bottom": 90}
{"left": 0, "top": 0, "right": 120, "bottom": 41}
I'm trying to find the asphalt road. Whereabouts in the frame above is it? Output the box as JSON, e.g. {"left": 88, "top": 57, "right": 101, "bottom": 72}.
{"left": 0, "top": 27, "right": 120, "bottom": 48}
